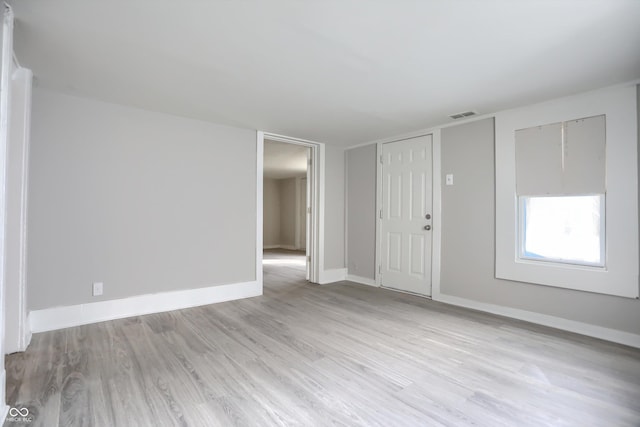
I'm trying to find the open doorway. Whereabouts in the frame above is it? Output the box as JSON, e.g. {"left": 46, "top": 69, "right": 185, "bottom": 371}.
{"left": 263, "top": 139, "right": 311, "bottom": 287}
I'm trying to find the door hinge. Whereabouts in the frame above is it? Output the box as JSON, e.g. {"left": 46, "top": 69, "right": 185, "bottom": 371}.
{"left": 379, "top": 154, "right": 383, "bottom": 164}
{"left": 307, "top": 207, "right": 311, "bottom": 213}
{"left": 308, "top": 158, "right": 312, "bottom": 166}
{"left": 378, "top": 265, "right": 382, "bottom": 274}
{"left": 379, "top": 209, "right": 383, "bottom": 219}
{"left": 307, "top": 255, "right": 311, "bottom": 261}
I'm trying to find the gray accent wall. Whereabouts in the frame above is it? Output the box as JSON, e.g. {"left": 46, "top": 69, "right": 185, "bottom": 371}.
{"left": 346, "top": 144, "right": 376, "bottom": 279}
{"left": 28, "top": 89, "right": 257, "bottom": 310}
{"left": 324, "top": 145, "right": 345, "bottom": 270}
{"left": 440, "top": 117, "right": 640, "bottom": 335}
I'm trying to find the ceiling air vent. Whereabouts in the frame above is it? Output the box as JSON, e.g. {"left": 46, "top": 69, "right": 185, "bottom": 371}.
{"left": 449, "top": 111, "right": 477, "bottom": 120}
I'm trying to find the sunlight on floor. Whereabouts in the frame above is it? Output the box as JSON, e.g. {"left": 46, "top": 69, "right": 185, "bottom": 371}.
{"left": 262, "top": 259, "right": 305, "bottom": 266}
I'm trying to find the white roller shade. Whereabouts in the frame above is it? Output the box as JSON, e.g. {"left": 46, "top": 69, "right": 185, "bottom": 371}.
{"left": 515, "top": 115, "right": 606, "bottom": 195}
{"left": 563, "top": 115, "right": 606, "bottom": 194}
{"left": 515, "top": 122, "right": 563, "bottom": 195}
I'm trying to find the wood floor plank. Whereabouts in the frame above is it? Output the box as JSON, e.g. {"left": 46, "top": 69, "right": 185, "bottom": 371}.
{"left": 5, "top": 249, "right": 640, "bottom": 426}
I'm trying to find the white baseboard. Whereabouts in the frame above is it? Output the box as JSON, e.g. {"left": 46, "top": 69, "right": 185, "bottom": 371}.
{"left": 319, "top": 268, "right": 347, "bottom": 284}
{"left": 346, "top": 274, "right": 378, "bottom": 287}
{"left": 30, "top": 280, "right": 261, "bottom": 333}
{"left": 263, "top": 244, "right": 302, "bottom": 251}
{"left": 24, "top": 314, "right": 32, "bottom": 349}
{"left": 433, "top": 292, "right": 640, "bottom": 349}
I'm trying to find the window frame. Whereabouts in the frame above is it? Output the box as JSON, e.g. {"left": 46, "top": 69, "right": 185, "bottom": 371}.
{"left": 494, "top": 84, "right": 638, "bottom": 298}
{"left": 517, "top": 194, "right": 606, "bottom": 268}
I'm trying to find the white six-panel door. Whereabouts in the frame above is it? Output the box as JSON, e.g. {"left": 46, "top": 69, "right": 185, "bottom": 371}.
{"left": 380, "top": 135, "right": 433, "bottom": 296}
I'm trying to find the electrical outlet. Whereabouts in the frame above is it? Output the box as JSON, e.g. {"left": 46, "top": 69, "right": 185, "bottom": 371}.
{"left": 92, "top": 282, "right": 103, "bottom": 296}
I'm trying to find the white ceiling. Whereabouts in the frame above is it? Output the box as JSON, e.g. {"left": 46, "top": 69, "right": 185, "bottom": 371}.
{"left": 11, "top": 1, "right": 640, "bottom": 147}
{"left": 264, "top": 140, "right": 308, "bottom": 179}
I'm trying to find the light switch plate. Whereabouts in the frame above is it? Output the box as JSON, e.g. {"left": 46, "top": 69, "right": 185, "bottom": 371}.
{"left": 93, "top": 282, "right": 103, "bottom": 296}
{"left": 446, "top": 174, "right": 454, "bottom": 186}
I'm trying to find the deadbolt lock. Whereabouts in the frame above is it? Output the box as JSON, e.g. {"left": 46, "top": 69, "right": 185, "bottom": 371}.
{"left": 425, "top": 214, "right": 431, "bottom": 219}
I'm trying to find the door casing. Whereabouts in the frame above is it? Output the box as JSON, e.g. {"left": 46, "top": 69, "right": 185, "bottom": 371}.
{"left": 379, "top": 135, "right": 433, "bottom": 295}
{"left": 375, "top": 132, "right": 442, "bottom": 298}
{"left": 257, "top": 132, "right": 324, "bottom": 286}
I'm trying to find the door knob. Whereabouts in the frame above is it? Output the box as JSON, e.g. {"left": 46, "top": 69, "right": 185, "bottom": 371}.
{"left": 425, "top": 214, "right": 431, "bottom": 219}
{"left": 424, "top": 225, "right": 431, "bottom": 231}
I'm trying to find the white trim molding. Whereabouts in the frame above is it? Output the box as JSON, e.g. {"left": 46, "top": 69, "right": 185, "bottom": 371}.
{"left": 29, "top": 280, "right": 261, "bottom": 333}
{"left": 495, "top": 84, "right": 639, "bottom": 298}
{"left": 0, "top": 5, "right": 15, "bottom": 415}
{"left": 374, "top": 142, "right": 382, "bottom": 286}
{"left": 4, "top": 67, "right": 33, "bottom": 355}
{"left": 433, "top": 292, "right": 640, "bottom": 349}
{"left": 345, "top": 274, "right": 377, "bottom": 287}
{"left": 316, "top": 143, "right": 326, "bottom": 283}
{"left": 431, "top": 129, "right": 442, "bottom": 298}
{"left": 375, "top": 133, "right": 440, "bottom": 297}
{"left": 319, "top": 268, "right": 347, "bottom": 284}
{"left": 256, "top": 131, "right": 264, "bottom": 293}
{"left": 261, "top": 132, "right": 324, "bottom": 284}
{"left": 262, "top": 245, "right": 301, "bottom": 251}
{"left": 24, "top": 314, "right": 32, "bottom": 347}
{"left": 1, "top": 401, "right": 7, "bottom": 426}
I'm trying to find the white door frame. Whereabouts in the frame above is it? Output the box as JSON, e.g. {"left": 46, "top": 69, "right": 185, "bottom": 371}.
{"left": 4, "top": 67, "right": 32, "bottom": 354}
{"left": 257, "top": 131, "right": 324, "bottom": 284}
{"left": 0, "top": 4, "right": 14, "bottom": 418}
{"left": 295, "top": 176, "right": 307, "bottom": 252}
{"left": 375, "top": 132, "right": 442, "bottom": 296}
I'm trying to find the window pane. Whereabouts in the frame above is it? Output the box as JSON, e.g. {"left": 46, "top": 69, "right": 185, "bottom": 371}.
{"left": 521, "top": 195, "right": 604, "bottom": 266}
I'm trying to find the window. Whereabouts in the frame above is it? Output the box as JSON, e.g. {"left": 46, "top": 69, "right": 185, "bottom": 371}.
{"left": 519, "top": 195, "right": 605, "bottom": 267}
{"left": 514, "top": 115, "right": 606, "bottom": 268}
{"left": 494, "top": 84, "right": 639, "bottom": 298}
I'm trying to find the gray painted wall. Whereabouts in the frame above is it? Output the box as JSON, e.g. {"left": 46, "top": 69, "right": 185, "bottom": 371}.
{"left": 28, "top": 89, "right": 257, "bottom": 310}
{"left": 440, "top": 117, "right": 640, "bottom": 335}
{"left": 263, "top": 178, "right": 280, "bottom": 247}
{"left": 324, "top": 145, "right": 345, "bottom": 270}
{"left": 263, "top": 177, "right": 301, "bottom": 249}
{"left": 346, "top": 145, "right": 376, "bottom": 279}
{"left": 278, "top": 178, "right": 297, "bottom": 248}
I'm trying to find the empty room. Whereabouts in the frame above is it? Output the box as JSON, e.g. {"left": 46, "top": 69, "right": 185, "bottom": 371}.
{"left": 1, "top": 1, "right": 640, "bottom": 426}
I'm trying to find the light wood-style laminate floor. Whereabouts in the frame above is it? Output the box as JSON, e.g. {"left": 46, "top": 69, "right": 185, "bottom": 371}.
{"left": 5, "top": 249, "right": 640, "bottom": 426}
